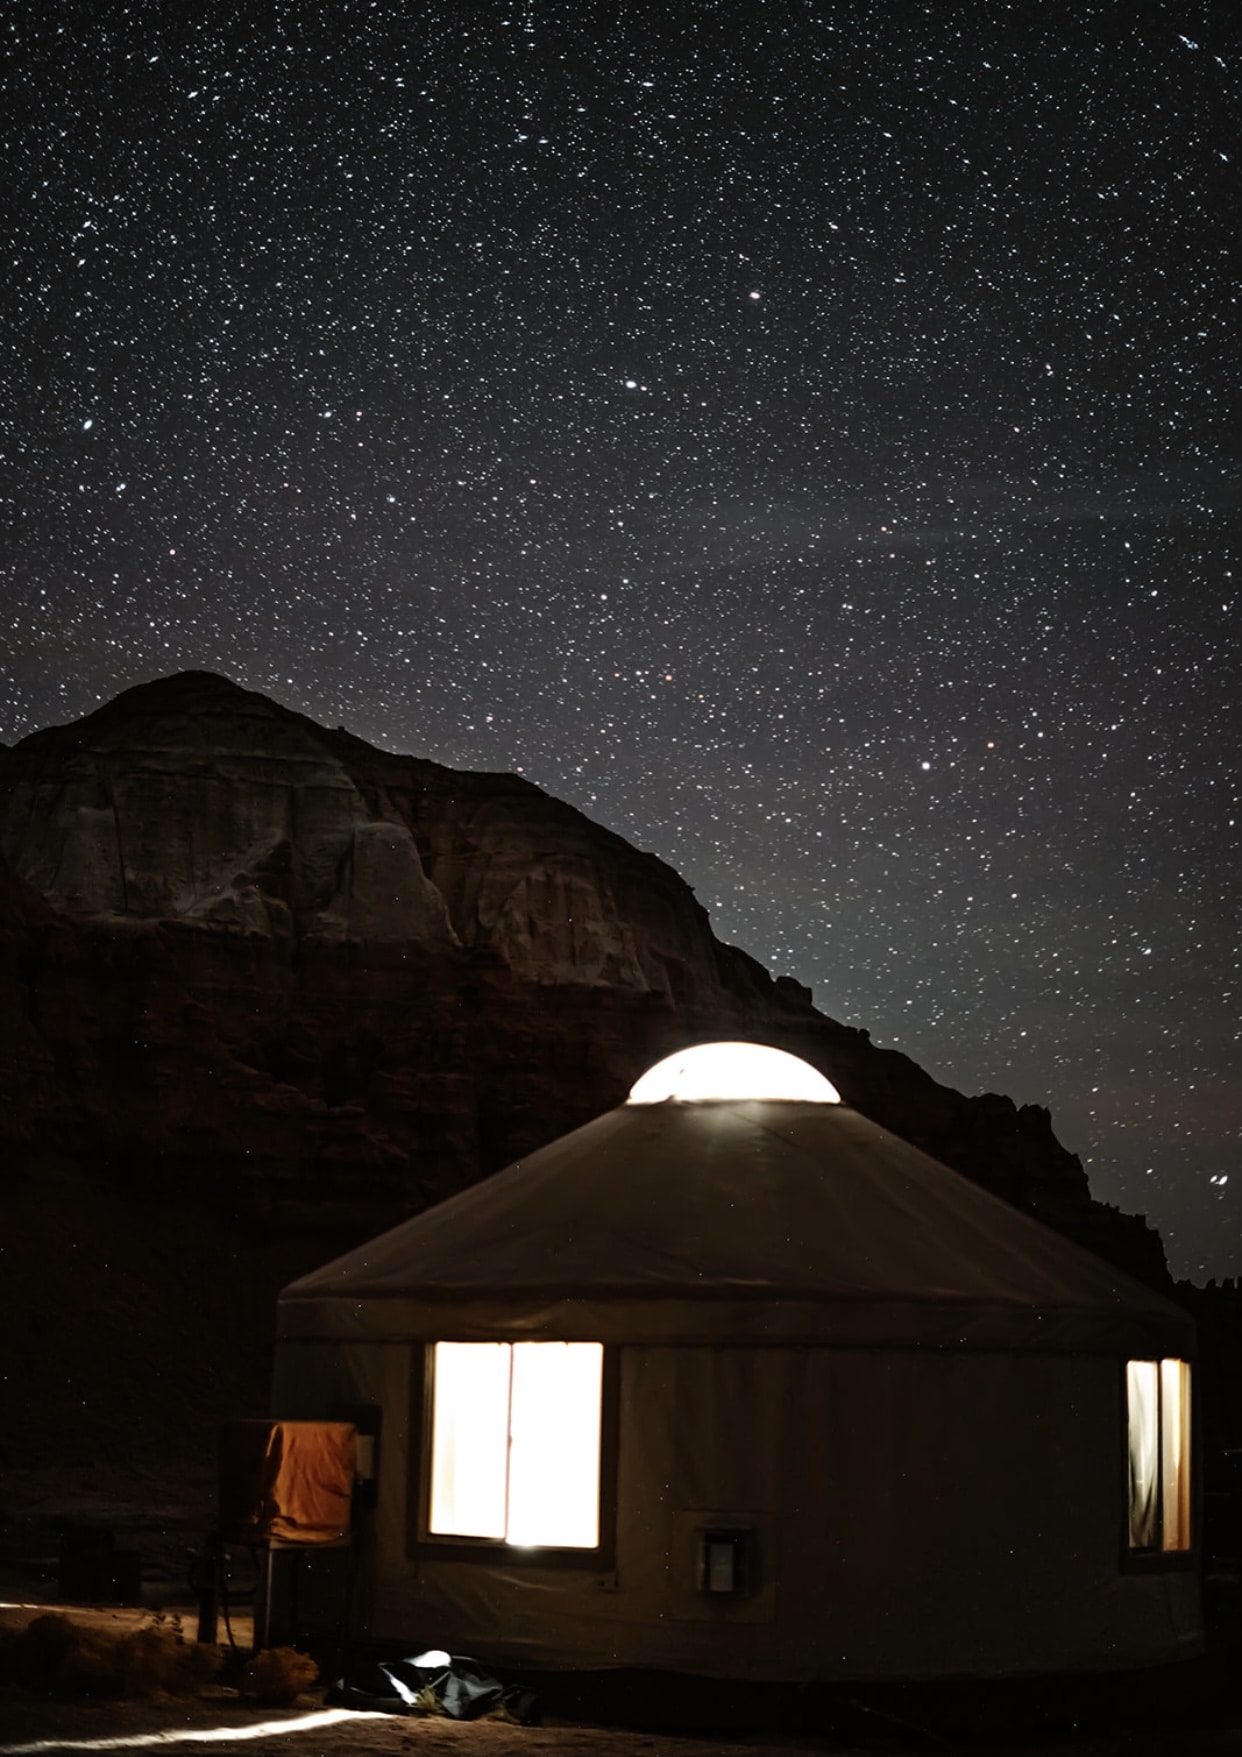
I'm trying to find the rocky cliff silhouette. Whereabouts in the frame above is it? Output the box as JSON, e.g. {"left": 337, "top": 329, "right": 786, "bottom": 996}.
{"left": 0, "top": 671, "right": 1180, "bottom": 1465}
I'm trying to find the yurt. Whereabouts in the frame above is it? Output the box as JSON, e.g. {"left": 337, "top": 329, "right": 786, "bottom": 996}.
{"left": 272, "top": 1042, "right": 1201, "bottom": 1680}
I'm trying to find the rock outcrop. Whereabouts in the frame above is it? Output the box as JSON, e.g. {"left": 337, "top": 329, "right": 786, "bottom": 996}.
{"left": 0, "top": 671, "right": 1179, "bottom": 1464}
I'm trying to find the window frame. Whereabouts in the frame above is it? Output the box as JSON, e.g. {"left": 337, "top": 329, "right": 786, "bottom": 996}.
{"left": 1120, "top": 1355, "right": 1197, "bottom": 1574}
{"left": 407, "top": 1340, "right": 619, "bottom": 1570}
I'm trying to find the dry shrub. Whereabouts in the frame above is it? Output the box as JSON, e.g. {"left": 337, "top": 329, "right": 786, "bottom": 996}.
{"left": 239, "top": 1645, "right": 319, "bottom": 1706}
{"left": 1, "top": 1613, "right": 222, "bottom": 1699}
{"left": 7, "top": 1615, "right": 78, "bottom": 1689}
{"left": 56, "top": 1627, "right": 121, "bottom": 1695}
{"left": 120, "top": 1625, "right": 223, "bottom": 1697}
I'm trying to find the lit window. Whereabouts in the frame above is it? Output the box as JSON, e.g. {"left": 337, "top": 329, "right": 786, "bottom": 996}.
{"left": 428, "top": 1342, "right": 603, "bottom": 1548}
{"left": 1126, "top": 1358, "right": 1192, "bottom": 1552}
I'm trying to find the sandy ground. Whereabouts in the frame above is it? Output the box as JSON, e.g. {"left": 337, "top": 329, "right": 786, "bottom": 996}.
{"left": 2, "top": 1599, "right": 1241, "bottom": 1757}
{"left": 0, "top": 1688, "right": 847, "bottom": 1757}
{"left": 3, "top": 1686, "right": 1242, "bottom": 1757}
{"left": 0, "top": 1598, "right": 854, "bottom": 1757}
{"left": 3, "top": 1473, "right": 1241, "bottom": 1757}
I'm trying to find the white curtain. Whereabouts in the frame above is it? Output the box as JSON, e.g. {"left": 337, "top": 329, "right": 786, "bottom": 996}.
{"left": 428, "top": 1341, "right": 603, "bottom": 1547}
{"left": 1126, "top": 1359, "right": 1159, "bottom": 1550}
{"left": 428, "top": 1341, "right": 511, "bottom": 1538}
{"left": 508, "top": 1342, "right": 603, "bottom": 1548}
{"left": 1159, "top": 1357, "right": 1191, "bottom": 1551}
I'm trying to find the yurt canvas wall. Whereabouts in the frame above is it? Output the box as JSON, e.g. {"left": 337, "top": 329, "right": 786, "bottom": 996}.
{"left": 274, "top": 1054, "right": 1201, "bottom": 1680}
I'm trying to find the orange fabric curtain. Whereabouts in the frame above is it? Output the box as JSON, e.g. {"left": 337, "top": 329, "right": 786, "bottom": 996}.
{"left": 220, "top": 1419, "right": 355, "bottom": 1544}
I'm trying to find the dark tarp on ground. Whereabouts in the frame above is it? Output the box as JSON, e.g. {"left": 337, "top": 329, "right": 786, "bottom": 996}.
{"left": 328, "top": 1650, "right": 537, "bottom": 1721}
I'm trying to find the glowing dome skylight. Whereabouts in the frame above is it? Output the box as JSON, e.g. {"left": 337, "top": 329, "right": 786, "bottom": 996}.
{"left": 626, "top": 1041, "right": 841, "bottom": 1105}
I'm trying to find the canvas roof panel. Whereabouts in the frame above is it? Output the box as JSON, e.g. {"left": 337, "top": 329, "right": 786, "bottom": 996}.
{"left": 279, "top": 1100, "right": 1190, "bottom": 1353}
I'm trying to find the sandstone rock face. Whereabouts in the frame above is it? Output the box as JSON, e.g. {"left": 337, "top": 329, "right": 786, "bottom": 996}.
{"left": 3, "top": 685, "right": 458, "bottom": 950}
{"left": 0, "top": 671, "right": 1183, "bottom": 1464}
{"left": 0, "top": 670, "right": 1172, "bottom": 1250}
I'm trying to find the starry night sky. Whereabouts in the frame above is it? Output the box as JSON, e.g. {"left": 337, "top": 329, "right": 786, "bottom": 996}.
{"left": 3, "top": 2, "right": 1238, "bottom": 1278}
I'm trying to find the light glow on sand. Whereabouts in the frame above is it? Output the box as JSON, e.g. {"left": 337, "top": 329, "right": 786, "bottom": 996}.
{"left": 0, "top": 1707, "right": 391, "bottom": 1754}
{"left": 628, "top": 1041, "right": 841, "bottom": 1104}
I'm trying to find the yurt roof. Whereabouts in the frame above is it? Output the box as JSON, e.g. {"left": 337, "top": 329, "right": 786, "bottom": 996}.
{"left": 279, "top": 1088, "right": 1191, "bottom": 1355}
